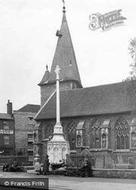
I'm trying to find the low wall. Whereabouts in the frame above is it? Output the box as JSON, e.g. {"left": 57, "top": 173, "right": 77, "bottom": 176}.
{"left": 58, "top": 167, "right": 136, "bottom": 179}
{"left": 93, "top": 168, "right": 136, "bottom": 179}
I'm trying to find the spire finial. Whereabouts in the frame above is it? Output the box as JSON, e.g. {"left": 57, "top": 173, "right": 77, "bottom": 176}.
{"left": 62, "top": 0, "right": 66, "bottom": 13}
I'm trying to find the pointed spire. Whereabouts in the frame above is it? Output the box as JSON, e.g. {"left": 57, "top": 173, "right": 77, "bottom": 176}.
{"left": 49, "top": 3, "right": 82, "bottom": 87}
{"left": 39, "top": 2, "right": 82, "bottom": 87}
{"left": 39, "top": 65, "right": 50, "bottom": 85}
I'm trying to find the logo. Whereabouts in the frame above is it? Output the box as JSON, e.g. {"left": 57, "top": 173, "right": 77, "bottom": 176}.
{"left": 4, "top": 181, "right": 9, "bottom": 186}
{"left": 0, "top": 178, "right": 49, "bottom": 189}
{"left": 89, "top": 9, "right": 126, "bottom": 31}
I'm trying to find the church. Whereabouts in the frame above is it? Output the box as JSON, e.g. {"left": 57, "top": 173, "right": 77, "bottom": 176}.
{"left": 35, "top": 5, "right": 136, "bottom": 169}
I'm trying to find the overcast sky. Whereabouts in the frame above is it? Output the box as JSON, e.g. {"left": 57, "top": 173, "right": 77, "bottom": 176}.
{"left": 0, "top": 0, "right": 136, "bottom": 113}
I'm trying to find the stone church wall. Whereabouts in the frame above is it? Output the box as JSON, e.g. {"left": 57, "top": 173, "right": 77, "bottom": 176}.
{"left": 39, "top": 112, "right": 136, "bottom": 169}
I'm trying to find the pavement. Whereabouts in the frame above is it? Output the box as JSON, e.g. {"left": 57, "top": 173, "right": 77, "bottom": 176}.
{"left": 0, "top": 171, "right": 136, "bottom": 190}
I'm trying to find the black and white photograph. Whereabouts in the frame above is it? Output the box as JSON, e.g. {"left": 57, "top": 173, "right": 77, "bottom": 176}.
{"left": 0, "top": 0, "right": 136, "bottom": 189}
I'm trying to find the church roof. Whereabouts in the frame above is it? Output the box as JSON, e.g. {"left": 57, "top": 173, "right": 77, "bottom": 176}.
{"left": 35, "top": 81, "right": 136, "bottom": 120}
{"left": 0, "top": 113, "right": 13, "bottom": 120}
{"left": 39, "top": 10, "right": 82, "bottom": 87}
{"left": 17, "top": 104, "right": 40, "bottom": 113}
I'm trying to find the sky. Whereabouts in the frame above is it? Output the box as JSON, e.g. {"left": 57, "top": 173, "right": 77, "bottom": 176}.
{"left": 0, "top": 0, "right": 136, "bottom": 113}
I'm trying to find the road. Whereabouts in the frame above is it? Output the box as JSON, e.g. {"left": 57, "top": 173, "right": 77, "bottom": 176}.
{"left": 0, "top": 171, "right": 136, "bottom": 190}
{"left": 49, "top": 175, "right": 136, "bottom": 190}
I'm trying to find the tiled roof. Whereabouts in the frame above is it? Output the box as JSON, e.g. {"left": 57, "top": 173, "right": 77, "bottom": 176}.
{"left": 39, "top": 12, "right": 82, "bottom": 87}
{"left": 35, "top": 81, "right": 136, "bottom": 120}
{"left": 17, "top": 104, "right": 40, "bottom": 113}
{"left": 0, "top": 113, "right": 13, "bottom": 120}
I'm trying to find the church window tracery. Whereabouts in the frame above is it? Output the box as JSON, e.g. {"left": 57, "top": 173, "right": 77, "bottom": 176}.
{"left": 76, "top": 121, "right": 84, "bottom": 147}
{"left": 101, "top": 120, "right": 110, "bottom": 149}
{"left": 129, "top": 118, "right": 136, "bottom": 149}
{"left": 115, "top": 117, "right": 129, "bottom": 150}
{"left": 67, "top": 121, "right": 76, "bottom": 150}
{"left": 91, "top": 120, "right": 101, "bottom": 149}
{"left": 91, "top": 119, "right": 109, "bottom": 149}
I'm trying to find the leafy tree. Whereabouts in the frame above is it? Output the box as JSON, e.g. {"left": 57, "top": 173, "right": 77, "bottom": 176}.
{"left": 124, "top": 38, "right": 136, "bottom": 114}
{"left": 128, "top": 37, "right": 136, "bottom": 79}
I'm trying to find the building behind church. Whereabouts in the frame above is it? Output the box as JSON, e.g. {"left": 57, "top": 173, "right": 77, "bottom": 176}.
{"left": 0, "top": 101, "right": 40, "bottom": 165}
{"left": 0, "top": 100, "right": 15, "bottom": 156}
{"left": 14, "top": 104, "right": 40, "bottom": 164}
{"left": 35, "top": 5, "right": 136, "bottom": 170}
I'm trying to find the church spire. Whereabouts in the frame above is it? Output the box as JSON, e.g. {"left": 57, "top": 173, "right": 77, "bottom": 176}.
{"left": 50, "top": 2, "right": 82, "bottom": 87}
{"left": 39, "top": 2, "right": 82, "bottom": 88}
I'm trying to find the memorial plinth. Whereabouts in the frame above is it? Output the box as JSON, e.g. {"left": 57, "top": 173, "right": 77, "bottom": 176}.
{"left": 47, "top": 65, "right": 69, "bottom": 164}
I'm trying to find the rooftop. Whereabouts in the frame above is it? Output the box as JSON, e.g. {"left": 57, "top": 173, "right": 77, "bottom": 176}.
{"left": 0, "top": 113, "right": 13, "bottom": 120}
{"left": 35, "top": 81, "right": 136, "bottom": 120}
{"left": 17, "top": 104, "right": 40, "bottom": 113}
{"left": 39, "top": 9, "right": 82, "bottom": 87}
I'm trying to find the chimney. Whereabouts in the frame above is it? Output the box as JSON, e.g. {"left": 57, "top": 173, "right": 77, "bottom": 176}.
{"left": 7, "top": 100, "right": 12, "bottom": 115}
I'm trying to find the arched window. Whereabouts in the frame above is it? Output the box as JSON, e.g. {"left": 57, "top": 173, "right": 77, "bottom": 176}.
{"left": 101, "top": 133, "right": 106, "bottom": 148}
{"left": 101, "top": 120, "right": 110, "bottom": 149}
{"left": 115, "top": 117, "right": 129, "bottom": 150}
{"left": 120, "top": 135, "right": 124, "bottom": 149}
{"left": 125, "top": 135, "right": 129, "bottom": 149}
{"left": 67, "top": 121, "right": 76, "bottom": 150}
{"left": 95, "top": 128, "right": 100, "bottom": 148}
{"left": 131, "top": 132, "right": 136, "bottom": 148}
{"left": 91, "top": 120, "right": 101, "bottom": 149}
{"left": 76, "top": 133, "right": 82, "bottom": 146}
{"left": 76, "top": 121, "right": 84, "bottom": 147}
{"left": 91, "top": 119, "right": 110, "bottom": 149}
{"left": 117, "top": 135, "right": 120, "bottom": 149}
{"left": 129, "top": 118, "right": 136, "bottom": 149}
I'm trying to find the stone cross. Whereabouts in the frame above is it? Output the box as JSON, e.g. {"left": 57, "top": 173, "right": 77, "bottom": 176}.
{"left": 55, "top": 65, "right": 61, "bottom": 124}
{"left": 47, "top": 64, "right": 69, "bottom": 164}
